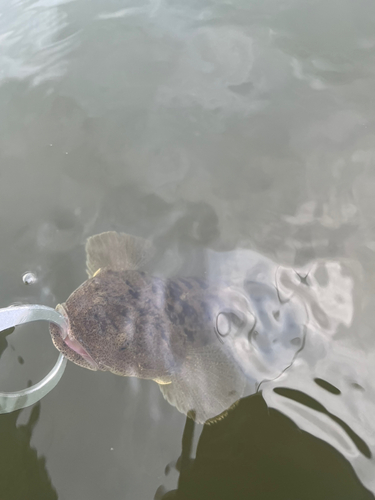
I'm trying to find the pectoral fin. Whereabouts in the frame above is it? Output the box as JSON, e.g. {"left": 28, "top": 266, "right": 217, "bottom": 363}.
{"left": 158, "top": 344, "right": 250, "bottom": 424}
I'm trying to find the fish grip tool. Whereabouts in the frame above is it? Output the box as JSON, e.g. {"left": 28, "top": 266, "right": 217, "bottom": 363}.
{"left": 0, "top": 305, "right": 67, "bottom": 413}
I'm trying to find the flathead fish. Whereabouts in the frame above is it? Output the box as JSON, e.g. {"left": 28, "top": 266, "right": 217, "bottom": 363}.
{"left": 50, "top": 232, "right": 306, "bottom": 422}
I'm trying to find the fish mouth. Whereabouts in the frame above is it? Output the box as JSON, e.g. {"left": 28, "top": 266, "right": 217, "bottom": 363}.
{"left": 50, "top": 304, "right": 99, "bottom": 371}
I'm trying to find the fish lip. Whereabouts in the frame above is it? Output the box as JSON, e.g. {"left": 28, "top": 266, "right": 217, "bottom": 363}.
{"left": 55, "top": 304, "right": 72, "bottom": 341}
{"left": 55, "top": 304, "right": 100, "bottom": 370}
{"left": 55, "top": 303, "right": 69, "bottom": 339}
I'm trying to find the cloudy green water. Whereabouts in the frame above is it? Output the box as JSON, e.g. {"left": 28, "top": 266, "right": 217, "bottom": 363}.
{"left": 1, "top": 0, "right": 375, "bottom": 498}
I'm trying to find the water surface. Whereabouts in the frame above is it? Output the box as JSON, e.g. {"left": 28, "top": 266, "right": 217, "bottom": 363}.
{"left": 1, "top": 0, "right": 375, "bottom": 498}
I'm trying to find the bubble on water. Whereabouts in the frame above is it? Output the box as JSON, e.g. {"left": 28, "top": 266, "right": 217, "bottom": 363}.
{"left": 216, "top": 312, "right": 231, "bottom": 337}
{"left": 22, "top": 272, "right": 37, "bottom": 285}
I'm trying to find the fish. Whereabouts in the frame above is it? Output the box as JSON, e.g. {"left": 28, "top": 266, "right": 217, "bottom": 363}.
{"left": 50, "top": 231, "right": 306, "bottom": 423}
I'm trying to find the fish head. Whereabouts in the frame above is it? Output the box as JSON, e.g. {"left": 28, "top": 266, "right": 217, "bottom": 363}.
{"left": 49, "top": 231, "right": 162, "bottom": 376}
{"left": 49, "top": 268, "right": 175, "bottom": 381}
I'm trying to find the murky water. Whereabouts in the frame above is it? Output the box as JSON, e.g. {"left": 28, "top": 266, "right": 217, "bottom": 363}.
{"left": 1, "top": 0, "right": 375, "bottom": 498}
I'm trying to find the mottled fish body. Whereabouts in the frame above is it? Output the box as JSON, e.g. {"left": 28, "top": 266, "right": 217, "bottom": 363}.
{"left": 50, "top": 231, "right": 305, "bottom": 422}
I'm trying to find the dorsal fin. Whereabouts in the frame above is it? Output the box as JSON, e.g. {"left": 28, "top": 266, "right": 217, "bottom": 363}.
{"left": 85, "top": 231, "right": 154, "bottom": 278}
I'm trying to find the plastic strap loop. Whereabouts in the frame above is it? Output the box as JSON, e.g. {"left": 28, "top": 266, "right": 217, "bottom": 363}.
{"left": 0, "top": 305, "right": 67, "bottom": 414}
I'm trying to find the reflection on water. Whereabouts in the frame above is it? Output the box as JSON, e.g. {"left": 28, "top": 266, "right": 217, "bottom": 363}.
{"left": 0, "top": 404, "right": 58, "bottom": 499}
{"left": 1, "top": 0, "right": 375, "bottom": 498}
{"left": 0, "top": 332, "right": 57, "bottom": 499}
{"left": 159, "top": 395, "right": 374, "bottom": 500}
{"left": 0, "top": 0, "right": 76, "bottom": 84}
{"left": 46, "top": 230, "right": 375, "bottom": 493}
